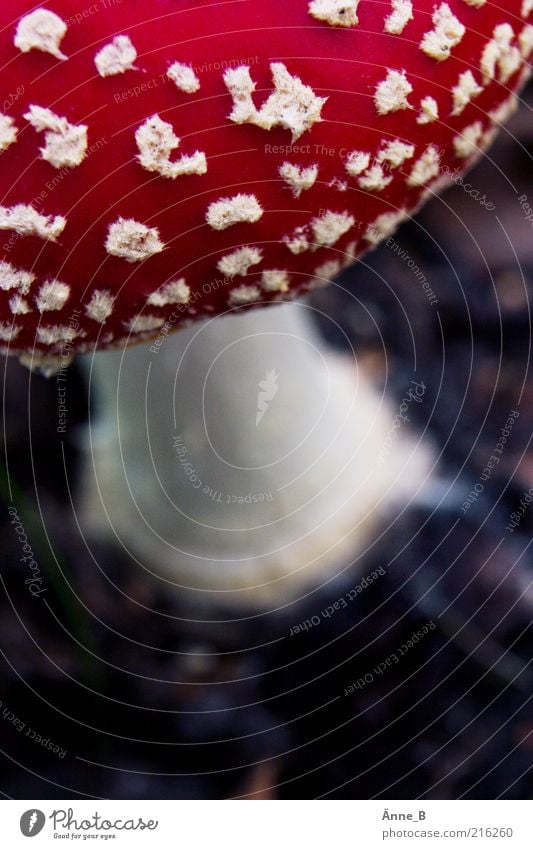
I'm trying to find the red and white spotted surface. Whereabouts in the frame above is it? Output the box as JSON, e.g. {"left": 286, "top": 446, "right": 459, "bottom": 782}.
{"left": 0, "top": 0, "right": 530, "bottom": 369}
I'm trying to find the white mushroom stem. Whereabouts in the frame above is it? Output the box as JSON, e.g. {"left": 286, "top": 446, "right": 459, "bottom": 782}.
{"left": 80, "top": 302, "right": 432, "bottom": 608}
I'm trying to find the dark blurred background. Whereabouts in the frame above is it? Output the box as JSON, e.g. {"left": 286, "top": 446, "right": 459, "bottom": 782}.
{"left": 0, "top": 82, "right": 532, "bottom": 801}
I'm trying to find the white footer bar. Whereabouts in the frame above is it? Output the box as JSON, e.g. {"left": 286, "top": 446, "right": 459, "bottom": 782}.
{"left": 1, "top": 800, "right": 532, "bottom": 847}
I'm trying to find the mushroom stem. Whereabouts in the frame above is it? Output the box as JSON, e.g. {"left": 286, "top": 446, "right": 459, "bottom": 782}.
{"left": 80, "top": 301, "right": 431, "bottom": 607}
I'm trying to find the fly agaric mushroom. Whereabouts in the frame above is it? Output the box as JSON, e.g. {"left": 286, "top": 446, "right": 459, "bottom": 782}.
{"left": 0, "top": 1, "right": 530, "bottom": 604}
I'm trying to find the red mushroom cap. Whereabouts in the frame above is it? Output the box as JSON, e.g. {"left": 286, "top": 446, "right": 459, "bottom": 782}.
{"left": 0, "top": 0, "right": 531, "bottom": 370}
